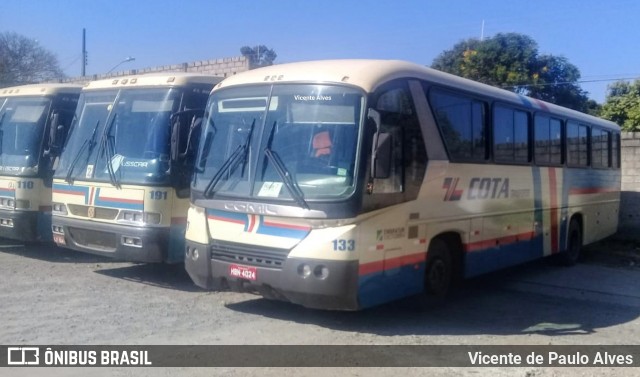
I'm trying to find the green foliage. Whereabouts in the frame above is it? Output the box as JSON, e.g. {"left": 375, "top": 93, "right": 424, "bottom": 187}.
{"left": 240, "top": 45, "right": 277, "bottom": 69}
{"left": 0, "top": 32, "right": 65, "bottom": 87}
{"left": 601, "top": 80, "right": 640, "bottom": 131}
{"left": 431, "top": 33, "right": 591, "bottom": 113}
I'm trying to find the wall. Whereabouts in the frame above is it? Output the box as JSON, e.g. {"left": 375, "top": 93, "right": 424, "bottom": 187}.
{"left": 61, "top": 55, "right": 250, "bottom": 84}
{"left": 618, "top": 131, "right": 640, "bottom": 239}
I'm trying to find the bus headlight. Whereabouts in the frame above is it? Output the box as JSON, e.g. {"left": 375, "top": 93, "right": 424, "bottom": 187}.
{"left": 120, "top": 211, "right": 143, "bottom": 223}
{"left": 52, "top": 203, "right": 68, "bottom": 215}
{"left": 144, "top": 212, "right": 161, "bottom": 225}
{"left": 14, "top": 199, "right": 30, "bottom": 209}
{"left": 118, "top": 211, "right": 161, "bottom": 225}
{"left": 0, "top": 198, "right": 15, "bottom": 208}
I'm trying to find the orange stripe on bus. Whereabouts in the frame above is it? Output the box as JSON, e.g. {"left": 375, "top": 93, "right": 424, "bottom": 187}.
{"left": 359, "top": 252, "right": 426, "bottom": 276}
{"left": 464, "top": 231, "right": 536, "bottom": 252}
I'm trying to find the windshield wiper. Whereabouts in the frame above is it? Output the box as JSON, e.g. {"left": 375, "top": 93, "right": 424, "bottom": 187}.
{"left": 262, "top": 121, "right": 309, "bottom": 210}
{"left": 263, "top": 148, "right": 309, "bottom": 210}
{"left": 100, "top": 114, "right": 119, "bottom": 188}
{"left": 203, "top": 119, "right": 255, "bottom": 198}
{"left": 65, "top": 119, "right": 101, "bottom": 184}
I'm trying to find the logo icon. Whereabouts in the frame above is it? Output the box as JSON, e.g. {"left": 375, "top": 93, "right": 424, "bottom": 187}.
{"left": 7, "top": 347, "right": 40, "bottom": 365}
{"left": 442, "top": 177, "right": 463, "bottom": 201}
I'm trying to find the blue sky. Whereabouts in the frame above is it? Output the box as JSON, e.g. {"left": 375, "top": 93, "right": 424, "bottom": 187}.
{"left": 1, "top": 0, "right": 638, "bottom": 103}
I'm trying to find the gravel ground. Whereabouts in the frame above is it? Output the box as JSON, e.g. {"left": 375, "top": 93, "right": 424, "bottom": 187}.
{"left": 1, "top": 238, "right": 639, "bottom": 376}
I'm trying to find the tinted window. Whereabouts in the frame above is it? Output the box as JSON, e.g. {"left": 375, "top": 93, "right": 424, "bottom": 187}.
{"left": 534, "top": 115, "right": 563, "bottom": 165}
{"left": 430, "top": 90, "right": 486, "bottom": 161}
{"left": 567, "top": 121, "right": 589, "bottom": 166}
{"left": 494, "top": 106, "right": 529, "bottom": 163}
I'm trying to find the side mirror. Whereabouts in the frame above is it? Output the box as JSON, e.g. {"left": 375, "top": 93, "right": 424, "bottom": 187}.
{"left": 44, "top": 113, "right": 62, "bottom": 156}
{"left": 367, "top": 108, "right": 392, "bottom": 179}
{"left": 170, "top": 116, "right": 180, "bottom": 161}
{"left": 170, "top": 109, "right": 204, "bottom": 162}
{"left": 371, "top": 132, "right": 392, "bottom": 179}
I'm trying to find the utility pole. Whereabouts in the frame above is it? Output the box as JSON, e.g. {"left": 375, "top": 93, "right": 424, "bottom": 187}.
{"left": 82, "top": 28, "right": 87, "bottom": 76}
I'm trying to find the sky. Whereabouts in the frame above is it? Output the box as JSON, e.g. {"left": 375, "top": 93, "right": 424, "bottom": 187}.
{"left": 1, "top": 0, "right": 638, "bottom": 103}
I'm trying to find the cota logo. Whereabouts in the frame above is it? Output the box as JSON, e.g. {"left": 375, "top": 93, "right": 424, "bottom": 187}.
{"left": 442, "top": 177, "right": 463, "bottom": 201}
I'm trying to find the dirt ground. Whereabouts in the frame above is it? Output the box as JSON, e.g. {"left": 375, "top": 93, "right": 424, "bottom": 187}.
{"left": 1, "top": 237, "right": 639, "bottom": 377}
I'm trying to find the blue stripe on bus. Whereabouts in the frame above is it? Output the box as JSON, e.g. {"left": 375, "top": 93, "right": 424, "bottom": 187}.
{"left": 358, "top": 262, "right": 426, "bottom": 309}
{"left": 0, "top": 187, "right": 15, "bottom": 198}
{"left": 52, "top": 183, "right": 89, "bottom": 204}
{"left": 464, "top": 235, "right": 544, "bottom": 278}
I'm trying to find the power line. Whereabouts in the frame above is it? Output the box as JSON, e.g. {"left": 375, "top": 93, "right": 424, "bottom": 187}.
{"left": 504, "top": 76, "right": 640, "bottom": 89}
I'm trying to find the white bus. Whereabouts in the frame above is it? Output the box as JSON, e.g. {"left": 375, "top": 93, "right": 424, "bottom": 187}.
{"left": 0, "top": 84, "right": 81, "bottom": 242}
{"left": 185, "top": 60, "right": 620, "bottom": 310}
{"left": 51, "top": 73, "right": 221, "bottom": 262}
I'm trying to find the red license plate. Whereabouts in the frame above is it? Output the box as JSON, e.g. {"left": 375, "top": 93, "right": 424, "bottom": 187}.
{"left": 229, "top": 264, "right": 257, "bottom": 281}
{"left": 53, "top": 234, "right": 66, "bottom": 245}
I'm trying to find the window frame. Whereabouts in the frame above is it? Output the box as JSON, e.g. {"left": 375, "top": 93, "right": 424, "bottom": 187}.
{"left": 492, "top": 103, "right": 532, "bottom": 165}
{"left": 427, "top": 87, "right": 489, "bottom": 164}
{"left": 533, "top": 113, "right": 564, "bottom": 167}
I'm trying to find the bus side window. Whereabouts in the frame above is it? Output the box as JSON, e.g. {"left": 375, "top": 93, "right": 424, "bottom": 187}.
{"left": 429, "top": 90, "right": 486, "bottom": 162}
{"left": 567, "top": 121, "right": 589, "bottom": 167}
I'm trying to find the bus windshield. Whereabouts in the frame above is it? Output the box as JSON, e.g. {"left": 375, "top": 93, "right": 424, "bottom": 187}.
{"left": 0, "top": 96, "right": 51, "bottom": 175}
{"left": 54, "top": 88, "right": 181, "bottom": 185}
{"left": 193, "top": 84, "right": 363, "bottom": 203}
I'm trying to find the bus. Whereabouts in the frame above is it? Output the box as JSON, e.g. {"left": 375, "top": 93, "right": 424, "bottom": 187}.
{"left": 51, "top": 73, "right": 221, "bottom": 262}
{"left": 0, "top": 83, "right": 81, "bottom": 242}
{"left": 184, "top": 60, "right": 620, "bottom": 310}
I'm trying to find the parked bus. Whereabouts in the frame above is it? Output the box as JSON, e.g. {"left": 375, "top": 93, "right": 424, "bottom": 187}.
{"left": 0, "top": 83, "right": 81, "bottom": 242}
{"left": 51, "top": 73, "right": 221, "bottom": 262}
{"left": 184, "top": 60, "right": 620, "bottom": 310}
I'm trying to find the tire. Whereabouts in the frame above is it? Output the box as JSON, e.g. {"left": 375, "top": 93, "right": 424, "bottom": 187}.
{"left": 558, "top": 219, "right": 582, "bottom": 266}
{"left": 424, "top": 238, "right": 453, "bottom": 299}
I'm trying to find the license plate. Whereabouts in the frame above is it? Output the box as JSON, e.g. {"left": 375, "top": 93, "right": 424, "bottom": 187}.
{"left": 229, "top": 264, "right": 257, "bottom": 281}
{"left": 53, "top": 234, "right": 66, "bottom": 245}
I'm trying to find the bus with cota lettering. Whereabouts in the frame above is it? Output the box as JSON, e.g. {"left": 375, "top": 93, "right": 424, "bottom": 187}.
{"left": 0, "top": 83, "right": 81, "bottom": 242}
{"left": 185, "top": 59, "right": 620, "bottom": 310}
{"left": 51, "top": 73, "right": 221, "bottom": 262}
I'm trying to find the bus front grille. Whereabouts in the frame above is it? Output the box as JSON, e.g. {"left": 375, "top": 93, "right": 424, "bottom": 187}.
{"left": 68, "top": 227, "right": 117, "bottom": 251}
{"left": 210, "top": 240, "right": 290, "bottom": 269}
{"left": 68, "top": 204, "right": 119, "bottom": 220}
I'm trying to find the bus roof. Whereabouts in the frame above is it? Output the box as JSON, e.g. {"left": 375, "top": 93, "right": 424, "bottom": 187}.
{"left": 84, "top": 72, "right": 223, "bottom": 91}
{"left": 214, "top": 59, "right": 618, "bottom": 130}
{"left": 0, "top": 83, "right": 82, "bottom": 97}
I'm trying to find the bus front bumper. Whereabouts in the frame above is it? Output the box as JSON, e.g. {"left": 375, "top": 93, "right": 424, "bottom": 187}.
{"left": 185, "top": 240, "right": 360, "bottom": 310}
{"left": 52, "top": 216, "right": 169, "bottom": 263}
{"left": 0, "top": 209, "right": 41, "bottom": 242}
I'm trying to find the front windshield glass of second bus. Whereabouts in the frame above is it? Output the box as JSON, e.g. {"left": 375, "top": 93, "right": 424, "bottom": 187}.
{"left": 55, "top": 88, "right": 180, "bottom": 185}
{"left": 0, "top": 96, "right": 51, "bottom": 175}
{"left": 194, "top": 84, "right": 363, "bottom": 202}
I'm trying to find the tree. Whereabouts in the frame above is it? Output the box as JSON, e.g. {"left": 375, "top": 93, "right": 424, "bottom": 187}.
{"left": 431, "top": 33, "right": 591, "bottom": 112}
{"left": 600, "top": 80, "right": 640, "bottom": 131}
{"left": 240, "top": 45, "right": 277, "bottom": 69}
{"left": 0, "top": 32, "right": 65, "bottom": 87}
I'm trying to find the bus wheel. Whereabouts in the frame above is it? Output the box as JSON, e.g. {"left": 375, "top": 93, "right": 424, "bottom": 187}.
{"left": 424, "top": 238, "right": 452, "bottom": 299}
{"left": 559, "top": 219, "right": 582, "bottom": 266}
